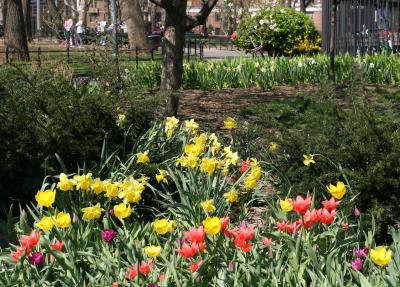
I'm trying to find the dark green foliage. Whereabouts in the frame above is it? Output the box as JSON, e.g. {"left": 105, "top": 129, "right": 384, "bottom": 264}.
{"left": 239, "top": 84, "right": 400, "bottom": 240}
{"left": 0, "top": 63, "right": 162, "bottom": 210}
{"left": 236, "top": 7, "right": 320, "bottom": 55}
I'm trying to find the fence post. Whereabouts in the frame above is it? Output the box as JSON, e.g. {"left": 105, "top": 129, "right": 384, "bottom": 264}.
{"left": 194, "top": 37, "right": 197, "bottom": 58}
{"left": 135, "top": 46, "right": 139, "bottom": 68}
{"left": 5, "top": 46, "right": 9, "bottom": 64}
{"left": 38, "top": 47, "right": 41, "bottom": 66}
{"left": 67, "top": 45, "right": 70, "bottom": 64}
{"left": 151, "top": 49, "right": 154, "bottom": 61}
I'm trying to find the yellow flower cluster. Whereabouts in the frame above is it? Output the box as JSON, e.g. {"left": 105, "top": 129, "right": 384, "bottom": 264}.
{"left": 165, "top": 116, "right": 180, "bottom": 139}
{"left": 35, "top": 212, "right": 71, "bottom": 231}
{"left": 118, "top": 177, "right": 147, "bottom": 204}
{"left": 184, "top": 119, "right": 199, "bottom": 134}
{"left": 243, "top": 159, "right": 262, "bottom": 190}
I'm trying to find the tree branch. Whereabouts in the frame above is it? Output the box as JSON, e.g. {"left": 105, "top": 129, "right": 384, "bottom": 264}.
{"left": 149, "top": 0, "right": 174, "bottom": 11}
{"left": 185, "top": 0, "right": 219, "bottom": 31}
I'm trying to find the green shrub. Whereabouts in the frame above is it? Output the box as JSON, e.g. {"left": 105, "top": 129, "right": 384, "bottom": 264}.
{"left": 239, "top": 84, "right": 400, "bottom": 240}
{"left": 0, "top": 63, "right": 162, "bottom": 210}
{"left": 236, "top": 7, "right": 320, "bottom": 55}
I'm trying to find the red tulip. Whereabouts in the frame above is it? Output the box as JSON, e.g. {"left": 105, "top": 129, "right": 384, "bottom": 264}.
{"left": 221, "top": 217, "right": 230, "bottom": 231}
{"left": 188, "top": 259, "right": 203, "bottom": 272}
{"left": 341, "top": 222, "right": 349, "bottom": 230}
{"left": 175, "top": 242, "right": 198, "bottom": 259}
{"left": 126, "top": 264, "right": 138, "bottom": 280}
{"left": 287, "top": 221, "right": 301, "bottom": 234}
{"left": 10, "top": 245, "right": 31, "bottom": 262}
{"left": 139, "top": 260, "right": 155, "bottom": 275}
{"left": 291, "top": 194, "right": 311, "bottom": 215}
{"left": 276, "top": 221, "right": 288, "bottom": 232}
{"left": 224, "top": 228, "right": 238, "bottom": 237}
{"left": 240, "top": 160, "right": 251, "bottom": 173}
{"left": 322, "top": 197, "right": 341, "bottom": 211}
{"left": 184, "top": 227, "right": 205, "bottom": 244}
{"left": 319, "top": 208, "right": 336, "bottom": 224}
{"left": 19, "top": 230, "right": 41, "bottom": 249}
{"left": 261, "top": 237, "right": 273, "bottom": 246}
{"left": 302, "top": 209, "right": 320, "bottom": 228}
{"left": 50, "top": 240, "right": 64, "bottom": 251}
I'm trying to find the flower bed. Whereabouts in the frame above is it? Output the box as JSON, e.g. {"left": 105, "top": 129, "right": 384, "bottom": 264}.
{"left": 0, "top": 118, "right": 399, "bottom": 286}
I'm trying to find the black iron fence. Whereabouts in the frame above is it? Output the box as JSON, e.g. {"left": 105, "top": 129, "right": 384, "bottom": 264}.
{"left": 323, "top": 0, "right": 400, "bottom": 54}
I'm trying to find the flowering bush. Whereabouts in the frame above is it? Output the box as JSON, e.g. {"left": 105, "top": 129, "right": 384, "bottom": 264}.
{"left": 236, "top": 7, "right": 320, "bottom": 56}
{"left": 0, "top": 118, "right": 399, "bottom": 286}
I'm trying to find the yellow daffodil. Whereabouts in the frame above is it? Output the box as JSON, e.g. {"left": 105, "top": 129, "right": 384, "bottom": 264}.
{"left": 244, "top": 175, "right": 257, "bottom": 190}
{"left": 202, "top": 217, "right": 221, "bottom": 235}
{"left": 57, "top": 173, "right": 74, "bottom": 191}
{"left": 113, "top": 203, "right": 132, "bottom": 219}
{"left": 268, "top": 142, "right": 279, "bottom": 152}
{"left": 35, "top": 216, "right": 54, "bottom": 231}
{"left": 176, "top": 155, "right": 188, "bottom": 167}
{"left": 152, "top": 218, "right": 174, "bottom": 235}
{"left": 116, "top": 113, "right": 126, "bottom": 126}
{"left": 224, "top": 189, "right": 239, "bottom": 203}
{"left": 156, "top": 169, "right": 168, "bottom": 184}
{"left": 144, "top": 245, "right": 162, "bottom": 257}
{"left": 73, "top": 173, "right": 93, "bottom": 190}
{"left": 200, "top": 157, "right": 217, "bottom": 175}
{"left": 303, "top": 154, "right": 316, "bottom": 166}
{"left": 224, "top": 117, "right": 236, "bottom": 129}
{"left": 121, "top": 189, "right": 142, "bottom": 203}
{"left": 370, "top": 246, "right": 392, "bottom": 267}
{"left": 81, "top": 203, "right": 104, "bottom": 220}
{"left": 104, "top": 181, "right": 120, "bottom": 199}
{"left": 139, "top": 175, "right": 150, "bottom": 185}
{"left": 55, "top": 212, "right": 71, "bottom": 228}
{"left": 327, "top": 181, "right": 347, "bottom": 200}
{"left": 165, "top": 116, "right": 180, "bottom": 139}
{"left": 137, "top": 151, "right": 150, "bottom": 164}
{"left": 185, "top": 119, "right": 199, "bottom": 134}
{"left": 35, "top": 189, "right": 56, "bottom": 207}
{"left": 201, "top": 199, "right": 216, "bottom": 213}
{"left": 186, "top": 153, "right": 199, "bottom": 169}
{"left": 279, "top": 199, "right": 293, "bottom": 212}
{"left": 223, "top": 146, "right": 239, "bottom": 166}
{"left": 91, "top": 178, "right": 105, "bottom": 195}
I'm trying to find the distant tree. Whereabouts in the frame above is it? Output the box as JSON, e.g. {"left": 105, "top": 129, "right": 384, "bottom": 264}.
{"left": 5, "top": 0, "right": 29, "bottom": 60}
{"left": 22, "top": 0, "right": 32, "bottom": 41}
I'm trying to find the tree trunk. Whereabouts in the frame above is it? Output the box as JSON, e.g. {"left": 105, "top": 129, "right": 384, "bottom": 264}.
{"left": 120, "top": 0, "right": 148, "bottom": 49}
{"left": 5, "top": 0, "right": 29, "bottom": 61}
{"left": 22, "top": 0, "right": 32, "bottom": 42}
{"left": 329, "top": 0, "right": 337, "bottom": 82}
{"left": 300, "top": 0, "right": 306, "bottom": 12}
{"left": 2, "top": 0, "right": 7, "bottom": 27}
{"left": 161, "top": 6, "right": 186, "bottom": 91}
{"left": 286, "top": 0, "right": 292, "bottom": 7}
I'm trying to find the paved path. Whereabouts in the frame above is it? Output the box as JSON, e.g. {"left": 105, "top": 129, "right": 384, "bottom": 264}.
{"left": 200, "top": 47, "right": 251, "bottom": 60}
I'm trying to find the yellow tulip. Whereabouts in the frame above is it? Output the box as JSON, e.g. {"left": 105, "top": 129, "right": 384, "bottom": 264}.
{"left": 327, "top": 181, "right": 347, "bottom": 200}
{"left": 35, "top": 189, "right": 56, "bottom": 208}
{"left": 279, "top": 199, "right": 293, "bottom": 212}
{"left": 370, "top": 246, "right": 392, "bottom": 267}
{"left": 55, "top": 212, "right": 71, "bottom": 228}
{"left": 81, "top": 203, "right": 104, "bottom": 220}
{"left": 137, "top": 151, "right": 150, "bottom": 164}
{"left": 35, "top": 216, "right": 54, "bottom": 231}
{"left": 153, "top": 218, "right": 173, "bottom": 235}
{"left": 202, "top": 217, "right": 221, "bottom": 235}
{"left": 144, "top": 245, "right": 162, "bottom": 257}
{"left": 113, "top": 203, "right": 132, "bottom": 219}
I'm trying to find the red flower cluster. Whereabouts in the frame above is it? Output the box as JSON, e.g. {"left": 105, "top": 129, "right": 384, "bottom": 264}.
{"left": 10, "top": 230, "right": 41, "bottom": 262}
{"left": 225, "top": 224, "right": 255, "bottom": 253}
{"left": 276, "top": 196, "right": 340, "bottom": 233}
{"left": 126, "top": 260, "right": 155, "bottom": 280}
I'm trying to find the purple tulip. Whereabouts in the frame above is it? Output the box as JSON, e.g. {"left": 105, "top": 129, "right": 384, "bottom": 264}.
{"left": 108, "top": 209, "right": 115, "bottom": 217}
{"left": 354, "top": 246, "right": 369, "bottom": 259}
{"left": 351, "top": 258, "right": 363, "bottom": 271}
{"left": 354, "top": 208, "right": 361, "bottom": 218}
{"left": 28, "top": 252, "right": 45, "bottom": 265}
{"left": 101, "top": 229, "right": 118, "bottom": 242}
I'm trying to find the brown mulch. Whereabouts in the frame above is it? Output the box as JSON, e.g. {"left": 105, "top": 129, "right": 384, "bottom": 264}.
{"left": 177, "top": 85, "right": 317, "bottom": 129}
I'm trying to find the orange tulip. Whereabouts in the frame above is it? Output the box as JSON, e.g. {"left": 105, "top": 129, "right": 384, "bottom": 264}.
{"left": 184, "top": 226, "right": 205, "bottom": 244}
{"left": 291, "top": 194, "right": 311, "bottom": 215}
{"left": 322, "top": 197, "right": 341, "bottom": 211}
